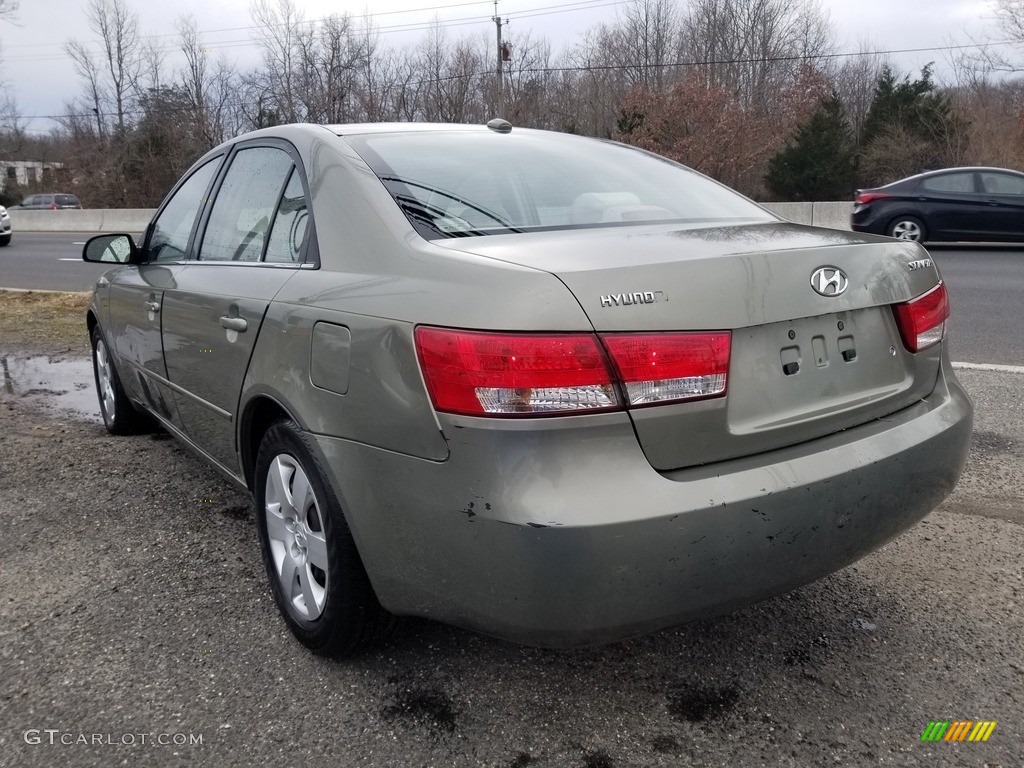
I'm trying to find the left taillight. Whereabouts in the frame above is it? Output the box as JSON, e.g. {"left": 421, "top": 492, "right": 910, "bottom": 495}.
{"left": 415, "top": 327, "right": 731, "bottom": 417}
{"left": 893, "top": 281, "right": 949, "bottom": 352}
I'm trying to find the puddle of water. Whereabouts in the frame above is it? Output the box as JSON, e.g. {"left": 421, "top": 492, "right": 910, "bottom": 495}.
{"left": 1, "top": 356, "right": 102, "bottom": 423}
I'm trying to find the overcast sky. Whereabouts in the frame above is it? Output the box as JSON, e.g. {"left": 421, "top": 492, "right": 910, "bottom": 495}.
{"left": 0, "top": 0, "right": 1005, "bottom": 135}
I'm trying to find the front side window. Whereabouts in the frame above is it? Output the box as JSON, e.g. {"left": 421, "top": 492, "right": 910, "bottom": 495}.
{"left": 148, "top": 157, "right": 221, "bottom": 262}
{"left": 347, "top": 131, "right": 772, "bottom": 239}
{"left": 198, "top": 147, "right": 294, "bottom": 262}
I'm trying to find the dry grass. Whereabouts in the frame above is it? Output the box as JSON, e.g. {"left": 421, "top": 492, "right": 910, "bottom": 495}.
{"left": 0, "top": 290, "right": 92, "bottom": 355}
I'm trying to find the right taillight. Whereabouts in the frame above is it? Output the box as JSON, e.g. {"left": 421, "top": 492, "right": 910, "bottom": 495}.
{"left": 894, "top": 281, "right": 949, "bottom": 352}
{"left": 415, "top": 327, "right": 731, "bottom": 417}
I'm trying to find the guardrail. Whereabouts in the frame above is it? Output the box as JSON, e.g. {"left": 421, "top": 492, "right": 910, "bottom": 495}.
{"left": 8, "top": 202, "right": 854, "bottom": 233}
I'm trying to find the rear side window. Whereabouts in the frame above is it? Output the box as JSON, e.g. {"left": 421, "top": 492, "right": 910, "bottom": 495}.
{"left": 148, "top": 158, "right": 221, "bottom": 262}
{"left": 55, "top": 194, "right": 80, "bottom": 207}
{"left": 921, "top": 173, "right": 975, "bottom": 194}
{"left": 980, "top": 172, "right": 1024, "bottom": 195}
{"left": 198, "top": 147, "right": 294, "bottom": 262}
{"left": 264, "top": 168, "right": 310, "bottom": 263}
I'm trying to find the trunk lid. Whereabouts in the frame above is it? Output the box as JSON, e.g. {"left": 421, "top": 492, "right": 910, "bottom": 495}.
{"left": 434, "top": 222, "right": 945, "bottom": 470}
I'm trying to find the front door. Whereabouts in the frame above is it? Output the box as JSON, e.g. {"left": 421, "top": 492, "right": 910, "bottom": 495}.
{"left": 107, "top": 156, "right": 223, "bottom": 426}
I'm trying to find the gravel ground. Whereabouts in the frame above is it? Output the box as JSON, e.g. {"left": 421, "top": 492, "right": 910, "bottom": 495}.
{"left": 0, "top": 336, "right": 1020, "bottom": 767}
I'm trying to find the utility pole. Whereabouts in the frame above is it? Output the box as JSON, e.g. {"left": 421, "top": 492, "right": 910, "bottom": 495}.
{"left": 493, "top": 0, "right": 507, "bottom": 116}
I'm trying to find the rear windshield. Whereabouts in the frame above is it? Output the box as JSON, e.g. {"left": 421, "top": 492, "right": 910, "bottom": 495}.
{"left": 346, "top": 131, "right": 772, "bottom": 238}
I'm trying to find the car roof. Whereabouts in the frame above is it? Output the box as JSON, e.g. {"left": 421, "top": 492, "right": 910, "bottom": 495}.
{"left": 326, "top": 122, "right": 494, "bottom": 136}
{"left": 894, "top": 167, "right": 1024, "bottom": 183}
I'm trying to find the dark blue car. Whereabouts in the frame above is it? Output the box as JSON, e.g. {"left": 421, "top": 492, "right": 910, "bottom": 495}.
{"left": 851, "top": 167, "right": 1024, "bottom": 243}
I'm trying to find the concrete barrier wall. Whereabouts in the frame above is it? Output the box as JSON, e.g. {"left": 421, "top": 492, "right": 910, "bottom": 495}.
{"left": 9, "top": 202, "right": 854, "bottom": 233}
{"left": 761, "top": 202, "right": 851, "bottom": 230}
{"left": 9, "top": 209, "right": 155, "bottom": 233}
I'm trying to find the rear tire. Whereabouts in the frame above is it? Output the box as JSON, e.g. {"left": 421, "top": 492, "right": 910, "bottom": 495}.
{"left": 91, "top": 326, "right": 152, "bottom": 435}
{"left": 888, "top": 216, "right": 926, "bottom": 242}
{"left": 254, "top": 420, "right": 395, "bottom": 657}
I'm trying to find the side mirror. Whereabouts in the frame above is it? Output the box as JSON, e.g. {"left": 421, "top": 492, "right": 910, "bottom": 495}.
{"left": 83, "top": 234, "right": 137, "bottom": 264}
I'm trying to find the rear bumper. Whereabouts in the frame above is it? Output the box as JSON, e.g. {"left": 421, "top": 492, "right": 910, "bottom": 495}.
{"left": 313, "top": 358, "right": 972, "bottom": 647}
{"left": 850, "top": 208, "right": 884, "bottom": 234}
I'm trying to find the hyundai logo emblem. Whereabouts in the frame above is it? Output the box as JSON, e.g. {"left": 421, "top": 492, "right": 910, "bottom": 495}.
{"left": 810, "top": 266, "right": 849, "bottom": 297}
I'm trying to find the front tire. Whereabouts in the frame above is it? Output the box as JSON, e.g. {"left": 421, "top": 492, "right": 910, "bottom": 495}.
{"left": 0, "top": 234, "right": 11, "bottom": 247}
{"left": 888, "top": 216, "right": 926, "bottom": 242}
{"left": 254, "top": 420, "right": 394, "bottom": 657}
{"left": 91, "top": 326, "right": 151, "bottom": 435}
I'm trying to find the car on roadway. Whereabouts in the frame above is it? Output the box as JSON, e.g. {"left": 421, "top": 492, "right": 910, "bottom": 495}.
{"left": 851, "top": 166, "right": 1024, "bottom": 242}
{"left": 0, "top": 204, "right": 10, "bottom": 246}
{"left": 82, "top": 121, "right": 973, "bottom": 657}
{"left": 18, "top": 192, "right": 83, "bottom": 210}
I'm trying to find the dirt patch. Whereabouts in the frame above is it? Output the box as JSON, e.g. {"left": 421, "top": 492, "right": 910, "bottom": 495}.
{"left": 0, "top": 289, "right": 92, "bottom": 357}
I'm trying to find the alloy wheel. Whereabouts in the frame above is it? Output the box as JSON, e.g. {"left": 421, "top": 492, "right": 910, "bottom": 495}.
{"left": 264, "top": 454, "right": 330, "bottom": 620}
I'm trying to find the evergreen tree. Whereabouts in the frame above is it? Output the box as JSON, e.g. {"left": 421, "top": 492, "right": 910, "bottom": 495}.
{"left": 858, "top": 65, "right": 964, "bottom": 186}
{"left": 765, "top": 93, "right": 855, "bottom": 201}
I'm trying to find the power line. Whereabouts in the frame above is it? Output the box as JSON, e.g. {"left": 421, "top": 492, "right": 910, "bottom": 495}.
{"left": 2, "top": 0, "right": 623, "bottom": 63}
{"left": 13, "top": 38, "right": 1020, "bottom": 124}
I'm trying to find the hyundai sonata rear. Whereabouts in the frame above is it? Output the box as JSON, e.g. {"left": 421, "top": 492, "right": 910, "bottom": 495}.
{"left": 85, "top": 122, "right": 973, "bottom": 656}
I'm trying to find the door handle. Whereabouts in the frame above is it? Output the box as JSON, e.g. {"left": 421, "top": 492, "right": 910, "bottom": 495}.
{"left": 219, "top": 316, "right": 248, "bottom": 332}
{"left": 145, "top": 300, "right": 160, "bottom": 313}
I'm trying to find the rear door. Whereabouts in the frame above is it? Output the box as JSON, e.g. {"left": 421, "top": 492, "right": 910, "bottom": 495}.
{"left": 161, "top": 142, "right": 313, "bottom": 475}
{"left": 917, "top": 171, "right": 985, "bottom": 239}
{"left": 977, "top": 170, "right": 1024, "bottom": 239}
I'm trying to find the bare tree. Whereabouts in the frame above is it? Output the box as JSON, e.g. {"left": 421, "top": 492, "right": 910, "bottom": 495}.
{"left": 995, "top": 0, "right": 1024, "bottom": 42}
{"left": 250, "top": 0, "right": 305, "bottom": 123}
{"left": 65, "top": 0, "right": 143, "bottom": 135}
{"left": 681, "top": 0, "right": 835, "bottom": 111}
{"left": 91, "top": 0, "right": 141, "bottom": 132}
{"left": 500, "top": 30, "right": 556, "bottom": 127}
{"left": 832, "top": 42, "right": 889, "bottom": 148}
{"left": 66, "top": 41, "right": 107, "bottom": 137}
{"left": 178, "top": 15, "right": 238, "bottom": 148}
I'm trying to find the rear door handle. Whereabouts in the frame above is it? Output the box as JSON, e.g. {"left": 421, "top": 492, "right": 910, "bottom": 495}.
{"left": 145, "top": 300, "right": 160, "bottom": 313}
{"left": 219, "top": 316, "right": 248, "bottom": 332}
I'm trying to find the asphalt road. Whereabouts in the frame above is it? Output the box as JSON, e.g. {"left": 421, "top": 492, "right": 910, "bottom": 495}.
{"left": 0, "top": 232, "right": 1021, "bottom": 766}
{"left": 0, "top": 363, "right": 1020, "bottom": 768}
{"left": 0, "top": 232, "right": 121, "bottom": 292}
{"left": 2, "top": 233, "right": 1021, "bottom": 367}
{"left": 929, "top": 245, "right": 1024, "bottom": 367}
